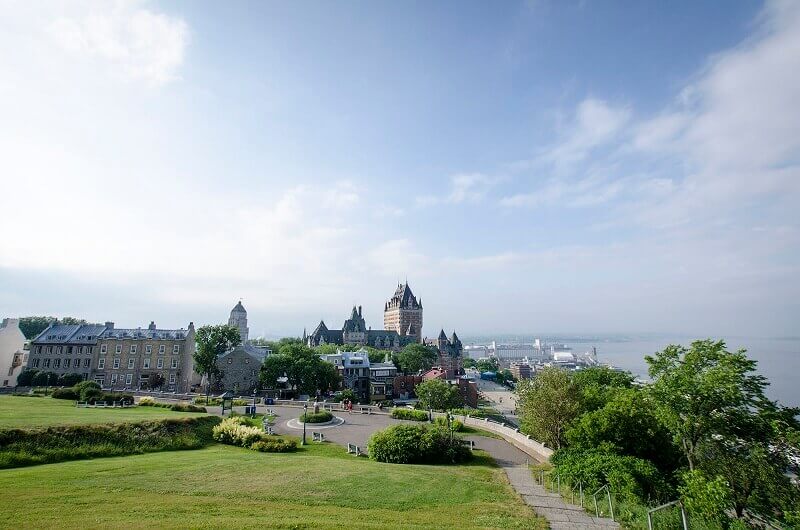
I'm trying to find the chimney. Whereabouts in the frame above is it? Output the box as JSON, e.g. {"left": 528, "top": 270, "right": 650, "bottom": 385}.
{"left": 148, "top": 321, "right": 156, "bottom": 330}
{"left": 358, "top": 305, "right": 362, "bottom": 317}
{"left": 188, "top": 322, "right": 195, "bottom": 332}
{"left": 105, "top": 321, "right": 114, "bottom": 330}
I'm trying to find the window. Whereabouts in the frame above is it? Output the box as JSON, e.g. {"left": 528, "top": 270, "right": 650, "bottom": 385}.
{"left": 53, "top": 358, "right": 61, "bottom": 368}
{"left": 145, "top": 344, "right": 152, "bottom": 354}
{"left": 66, "top": 346, "right": 73, "bottom": 355}
{"left": 172, "top": 344, "right": 180, "bottom": 354}
{"left": 98, "top": 358, "right": 105, "bottom": 369}
{"left": 143, "top": 358, "right": 150, "bottom": 369}
{"left": 56, "top": 346, "right": 62, "bottom": 355}
{"left": 171, "top": 358, "right": 178, "bottom": 369}
{"left": 111, "top": 373, "right": 118, "bottom": 384}
{"left": 169, "top": 373, "right": 176, "bottom": 384}
{"left": 83, "top": 359, "right": 90, "bottom": 368}
{"left": 156, "top": 358, "right": 163, "bottom": 369}
{"left": 115, "top": 345, "right": 122, "bottom": 354}
{"left": 32, "top": 358, "right": 40, "bottom": 368}
{"left": 113, "top": 358, "right": 120, "bottom": 369}
{"left": 64, "top": 359, "right": 71, "bottom": 369}
{"left": 159, "top": 345, "right": 165, "bottom": 354}
{"left": 100, "top": 344, "right": 107, "bottom": 354}
{"left": 127, "top": 358, "right": 134, "bottom": 369}
{"left": 130, "top": 345, "right": 137, "bottom": 354}
{"left": 35, "top": 346, "right": 42, "bottom": 354}
{"left": 125, "top": 373, "right": 132, "bottom": 385}
{"left": 47, "top": 346, "right": 52, "bottom": 354}
{"left": 94, "top": 375, "right": 105, "bottom": 384}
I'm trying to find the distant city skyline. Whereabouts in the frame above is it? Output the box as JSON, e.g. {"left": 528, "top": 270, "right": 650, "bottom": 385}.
{"left": 1, "top": 1, "right": 799, "bottom": 338}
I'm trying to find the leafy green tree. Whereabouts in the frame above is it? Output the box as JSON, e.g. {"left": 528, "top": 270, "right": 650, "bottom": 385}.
{"left": 495, "top": 369, "right": 515, "bottom": 386}
{"left": 518, "top": 366, "right": 580, "bottom": 450}
{"left": 415, "top": 378, "right": 462, "bottom": 411}
{"left": 571, "top": 366, "right": 633, "bottom": 412}
{"left": 678, "top": 470, "right": 733, "bottom": 527}
{"left": 32, "top": 371, "right": 58, "bottom": 387}
{"left": 566, "top": 388, "right": 681, "bottom": 473}
{"left": 16, "top": 369, "right": 37, "bottom": 386}
{"left": 18, "top": 316, "right": 89, "bottom": 339}
{"left": 476, "top": 357, "right": 499, "bottom": 373}
{"left": 395, "top": 343, "right": 438, "bottom": 374}
{"left": 260, "top": 344, "right": 341, "bottom": 396}
{"left": 194, "top": 324, "right": 241, "bottom": 399}
{"left": 462, "top": 358, "right": 477, "bottom": 369}
{"left": 148, "top": 372, "right": 165, "bottom": 390}
{"left": 57, "top": 373, "right": 83, "bottom": 387}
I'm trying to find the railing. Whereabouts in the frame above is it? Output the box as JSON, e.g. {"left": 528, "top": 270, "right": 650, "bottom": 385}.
{"left": 647, "top": 500, "right": 687, "bottom": 530}
{"left": 592, "top": 484, "right": 614, "bottom": 521}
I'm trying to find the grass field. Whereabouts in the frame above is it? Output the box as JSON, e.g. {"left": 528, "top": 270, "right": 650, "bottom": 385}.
{"left": 0, "top": 396, "right": 206, "bottom": 428}
{"left": 0, "top": 442, "right": 546, "bottom": 529}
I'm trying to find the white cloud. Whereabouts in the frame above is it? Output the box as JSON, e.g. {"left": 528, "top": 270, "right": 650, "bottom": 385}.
{"left": 47, "top": 2, "right": 188, "bottom": 86}
{"left": 416, "top": 173, "right": 496, "bottom": 206}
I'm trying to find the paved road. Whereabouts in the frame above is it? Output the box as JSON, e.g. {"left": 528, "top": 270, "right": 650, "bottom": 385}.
{"left": 250, "top": 404, "right": 616, "bottom": 529}
{"left": 474, "top": 378, "right": 520, "bottom": 424}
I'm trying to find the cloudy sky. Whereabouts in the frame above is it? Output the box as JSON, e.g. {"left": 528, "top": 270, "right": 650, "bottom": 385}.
{"left": 1, "top": 0, "right": 798, "bottom": 339}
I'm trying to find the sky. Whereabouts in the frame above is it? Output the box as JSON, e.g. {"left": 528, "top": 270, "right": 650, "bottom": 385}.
{"left": 0, "top": 0, "right": 798, "bottom": 339}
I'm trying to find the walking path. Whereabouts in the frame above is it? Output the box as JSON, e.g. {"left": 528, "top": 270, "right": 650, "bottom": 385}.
{"left": 217, "top": 404, "right": 619, "bottom": 529}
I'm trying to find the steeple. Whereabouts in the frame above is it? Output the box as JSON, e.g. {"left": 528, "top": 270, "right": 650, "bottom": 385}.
{"left": 228, "top": 300, "right": 249, "bottom": 343}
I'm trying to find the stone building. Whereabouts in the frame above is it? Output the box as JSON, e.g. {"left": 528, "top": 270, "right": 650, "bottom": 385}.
{"left": 319, "top": 348, "right": 371, "bottom": 402}
{"left": 432, "top": 329, "right": 464, "bottom": 379}
{"left": 92, "top": 321, "right": 197, "bottom": 393}
{"left": 306, "top": 305, "right": 414, "bottom": 351}
{"left": 0, "top": 318, "right": 27, "bottom": 387}
{"left": 383, "top": 282, "right": 423, "bottom": 343}
{"left": 27, "top": 322, "right": 107, "bottom": 381}
{"left": 214, "top": 301, "right": 270, "bottom": 392}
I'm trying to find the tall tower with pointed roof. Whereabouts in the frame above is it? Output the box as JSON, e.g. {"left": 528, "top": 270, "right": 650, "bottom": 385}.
{"left": 228, "top": 300, "right": 249, "bottom": 343}
{"left": 383, "top": 282, "right": 423, "bottom": 343}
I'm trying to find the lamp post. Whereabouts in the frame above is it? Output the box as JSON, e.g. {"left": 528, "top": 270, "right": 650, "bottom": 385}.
{"left": 302, "top": 403, "right": 308, "bottom": 445}
{"left": 251, "top": 388, "right": 257, "bottom": 418}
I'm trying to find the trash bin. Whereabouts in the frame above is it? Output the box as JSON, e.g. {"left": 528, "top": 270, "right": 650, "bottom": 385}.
{"left": 245, "top": 405, "right": 256, "bottom": 415}
{"left": 265, "top": 398, "right": 274, "bottom": 405}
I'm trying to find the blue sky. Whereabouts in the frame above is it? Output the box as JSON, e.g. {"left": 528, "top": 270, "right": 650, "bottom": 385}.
{"left": 1, "top": 0, "right": 798, "bottom": 339}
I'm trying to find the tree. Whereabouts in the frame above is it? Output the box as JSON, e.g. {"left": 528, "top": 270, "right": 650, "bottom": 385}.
{"left": 32, "top": 371, "right": 58, "bottom": 387}
{"left": 566, "top": 388, "right": 681, "bottom": 473}
{"left": 647, "top": 339, "right": 800, "bottom": 522}
{"left": 194, "top": 324, "right": 241, "bottom": 399}
{"left": 495, "top": 369, "right": 516, "bottom": 386}
{"left": 476, "top": 357, "right": 499, "bottom": 373}
{"left": 16, "top": 369, "right": 37, "bottom": 386}
{"left": 462, "top": 358, "right": 477, "bottom": 369}
{"left": 415, "top": 378, "right": 463, "bottom": 411}
{"left": 395, "top": 344, "right": 437, "bottom": 374}
{"left": 148, "top": 372, "right": 165, "bottom": 391}
{"left": 646, "top": 340, "right": 768, "bottom": 472}
{"left": 571, "top": 366, "right": 633, "bottom": 413}
{"left": 259, "top": 344, "right": 341, "bottom": 397}
{"left": 57, "top": 373, "right": 83, "bottom": 387}
{"left": 517, "top": 366, "right": 580, "bottom": 450}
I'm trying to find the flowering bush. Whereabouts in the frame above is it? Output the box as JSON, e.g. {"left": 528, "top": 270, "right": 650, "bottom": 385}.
{"left": 250, "top": 439, "right": 297, "bottom": 453}
{"left": 138, "top": 397, "right": 156, "bottom": 405}
{"left": 212, "top": 417, "right": 265, "bottom": 447}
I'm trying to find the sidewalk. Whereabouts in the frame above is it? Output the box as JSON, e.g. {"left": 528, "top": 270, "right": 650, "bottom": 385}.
{"left": 504, "top": 466, "right": 620, "bottom": 530}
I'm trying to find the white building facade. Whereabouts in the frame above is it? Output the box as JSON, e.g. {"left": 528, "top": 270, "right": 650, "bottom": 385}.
{"left": 0, "top": 318, "right": 27, "bottom": 387}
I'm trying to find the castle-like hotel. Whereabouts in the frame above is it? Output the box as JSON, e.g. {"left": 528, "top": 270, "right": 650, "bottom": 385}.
{"left": 304, "top": 282, "right": 424, "bottom": 351}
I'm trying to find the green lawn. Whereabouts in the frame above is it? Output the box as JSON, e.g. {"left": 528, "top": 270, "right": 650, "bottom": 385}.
{"left": 0, "top": 396, "right": 206, "bottom": 428}
{"left": 0, "top": 442, "right": 546, "bottom": 529}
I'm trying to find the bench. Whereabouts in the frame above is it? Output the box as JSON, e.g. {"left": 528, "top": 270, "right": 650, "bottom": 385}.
{"left": 76, "top": 401, "right": 87, "bottom": 407}
{"left": 359, "top": 406, "right": 371, "bottom": 415}
{"left": 263, "top": 426, "right": 275, "bottom": 435}
{"left": 312, "top": 432, "right": 324, "bottom": 442}
{"left": 347, "top": 443, "right": 363, "bottom": 456}
{"left": 460, "top": 439, "right": 475, "bottom": 450}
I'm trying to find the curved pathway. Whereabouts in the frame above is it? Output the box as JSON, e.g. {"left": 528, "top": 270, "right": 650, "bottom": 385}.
{"left": 229, "top": 404, "right": 619, "bottom": 529}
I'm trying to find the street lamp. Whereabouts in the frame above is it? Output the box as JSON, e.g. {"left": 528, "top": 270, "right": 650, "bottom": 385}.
{"left": 302, "top": 403, "right": 308, "bottom": 445}
{"left": 251, "top": 388, "right": 257, "bottom": 418}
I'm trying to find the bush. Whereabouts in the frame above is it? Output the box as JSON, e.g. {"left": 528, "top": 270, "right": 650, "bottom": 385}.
{"left": 81, "top": 387, "right": 104, "bottom": 402}
{"left": 74, "top": 381, "right": 101, "bottom": 394}
{"left": 0, "top": 416, "right": 221, "bottom": 469}
{"left": 16, "top": 369, "right": 37, "bottom": 387}
{"left": 391, "top": 408, "right": 429, "bottom": 421}
{"left": 551, "top": 448, "right": 672, "bottom": 503}
{"left": 434, "top": 416, "right": 464, "bottom": 432}
{"left": 212, "top": 417, "right": 266, "bottom": 447}
{"left": 138, "top": 397, "right": 156, "bottom": 406}
{"left": 250, "top": 439, "right": 297, "bottom": 453}
{"left": 232, "top": 399, "right": 249, "bottom": 406}
{"left": 57, "top": 373, "right": 84, "bottom": 387}
{"left": 170, "top": 403, "right": 206, "bottom": 413}
{"left": 367, "top": 424, "right": 471, "bottom": 465}
{"left": 193, "top": 397, "right": 222, "bottom": 406}
{"left": 449, "top": 407, "right": 486, "bottom": 418}
{"left": 51, "top": 388, "right": 79, "bottom": 400}
{"left": 299, "top": 411, "right": 333, "bottom": 423}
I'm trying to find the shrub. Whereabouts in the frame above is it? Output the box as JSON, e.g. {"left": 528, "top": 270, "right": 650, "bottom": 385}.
{"left": 0, "top": 416, "right": 221, "bottom": 469}
{"left": 551, "top": 448, "right": 671, "bottom": 503}
{"left": 138, "top": 397, "right": 156, "bottom": 406}
{"left": 391, "top": 408, "right": 429, "bottom": 421}
{"left": 449, "top": 407, "right": 486, "bottom": 418}
{"left": 232, "top": 399, "right": 249, "bottom": 406}
{"left": 299, "top": 411, "right": 333, "bottom": 423}
{"left": 81, "top": 387, "right": 104, "bottom": 402}
{"left": 101, "top": 393, "right": 134, "bottom": 404}
{"left": 51, "top": 388, "right": 79, "bottom": 400}
{"left": 16, "top": 369, "right": 37, "bottom": 387}
{"left": 251, "top": 439, "right": 297, "bottom": 453}
{"left": 367, "top": 424, "right": 471, "bottom": 465}
{"left": 170, "top": 403, "right": 207, "bottom": 413}
{"left": 434, "top": 416, "right": 464, "bottom": 432}
{"left": 212, "top": 417, "right": 265, "bottom": 447}
{"left": 57, "top": 373, "right": 84, "bottom": 387}
{"left": 193, "top": 397, "right": 222, "bottom": 406}
{"left": 74, "top": 381, "right": 101, "bottom": 394}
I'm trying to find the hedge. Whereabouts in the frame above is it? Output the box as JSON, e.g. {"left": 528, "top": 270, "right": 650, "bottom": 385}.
{"left": 0, "top": 416, "right": 221, "bottom": 469}
{"left": 138, "top": 398, "right": 206, "bottom": 413}
{"left": 391, "top": 408, "right": 429, "bottom": 421}
{"left": 367, "top": 424, "right": 472, "bottom": 465}
{"left": 434, "top": 416, "right": 464, "bottom": 432}
{"left": 299, "top": 411, "right": 333, "bottom": 423}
